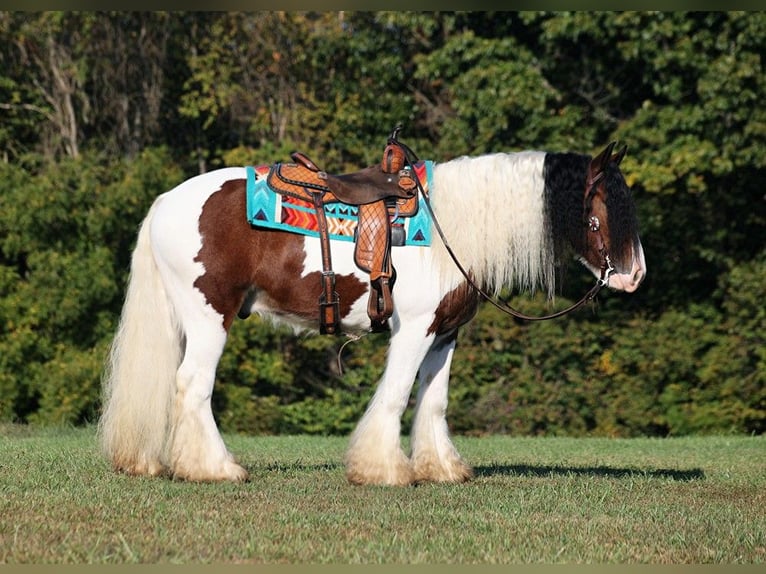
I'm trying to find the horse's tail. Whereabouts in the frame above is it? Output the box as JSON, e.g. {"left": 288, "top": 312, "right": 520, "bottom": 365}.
{"left": 98, "top": 197, "right": 182, "bottom": 475}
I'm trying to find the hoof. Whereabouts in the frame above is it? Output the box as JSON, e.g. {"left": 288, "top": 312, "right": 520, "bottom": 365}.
{"left": 345, "top": 451, "right": 414, "bottom": 486}
{"left": 412, "top": 455, "right": 474, "bottom": 484}
{"left": 112, "top": 456, "right": 167, "bottom": 478}
{"left": 172, "top": 457, "right": 249, "bottom": 482}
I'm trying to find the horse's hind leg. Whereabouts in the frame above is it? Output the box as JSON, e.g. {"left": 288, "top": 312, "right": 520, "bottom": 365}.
{"left": 410, "top": 331, "right": 473, "bottom": 483}
{"left": 169, "top": 315, "right": 247, "bottom": 482}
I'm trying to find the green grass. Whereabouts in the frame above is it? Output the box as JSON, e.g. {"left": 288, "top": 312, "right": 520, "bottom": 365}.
{"left": 0, "top": 425, "right": 764, "bottom": 563}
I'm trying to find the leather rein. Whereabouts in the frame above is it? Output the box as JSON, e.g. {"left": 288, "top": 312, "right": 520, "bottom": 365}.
{"left": 390, "top": 136, "right": 615, "bottom": 322}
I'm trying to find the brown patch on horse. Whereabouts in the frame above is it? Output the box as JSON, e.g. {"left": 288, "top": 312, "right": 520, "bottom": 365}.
{"left": 427, "top": 281, "right": 480, "bottom": 336}
{"left": 194, "top": 178, "right": 368, "bottom": 331}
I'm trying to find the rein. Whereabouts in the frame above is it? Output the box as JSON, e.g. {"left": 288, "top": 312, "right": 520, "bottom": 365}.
{"left": 389, "top": 132, "right": 615, "bottom": 322}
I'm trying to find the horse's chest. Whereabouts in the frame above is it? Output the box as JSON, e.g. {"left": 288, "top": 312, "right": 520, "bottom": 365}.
{"left": 427, "top": 281, "right": 480, "bottom": 335}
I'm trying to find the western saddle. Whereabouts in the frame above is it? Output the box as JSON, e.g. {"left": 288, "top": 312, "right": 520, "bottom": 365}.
{"left": 265, "top": 126, "right": 421, "bottom": 334}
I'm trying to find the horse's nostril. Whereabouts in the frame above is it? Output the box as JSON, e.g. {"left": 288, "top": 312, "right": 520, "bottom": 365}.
{"left": 632, "top": 267, "right": 645, "bottom": 287}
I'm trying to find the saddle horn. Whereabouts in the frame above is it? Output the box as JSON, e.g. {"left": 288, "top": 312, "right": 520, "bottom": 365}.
{"left": 386, "top": 123, "right": 419, "bottom": 164}
{"left": 389, "top": 123, "right": 404, "bottom": 142}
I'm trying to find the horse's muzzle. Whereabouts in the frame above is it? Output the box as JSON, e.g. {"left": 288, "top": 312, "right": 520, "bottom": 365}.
{"left": 607, "top": 242, "right": 646, "bottom": 292}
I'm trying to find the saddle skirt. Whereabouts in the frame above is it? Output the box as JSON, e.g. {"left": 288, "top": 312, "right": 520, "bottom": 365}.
{"left": 246, "top": 160, "right": 434, "bottom": 247}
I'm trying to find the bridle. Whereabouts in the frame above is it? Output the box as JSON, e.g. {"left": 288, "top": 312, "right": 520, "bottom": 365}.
{"left": 388, "top": 127, "right": 615, "bottom": 322}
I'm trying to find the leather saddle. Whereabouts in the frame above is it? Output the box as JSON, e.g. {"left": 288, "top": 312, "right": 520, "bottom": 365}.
{"left": 265, "top": 128, "right": 421, "bottom": 334}
{"left": 268, "top": 152, "right": 418, "bottom": 206}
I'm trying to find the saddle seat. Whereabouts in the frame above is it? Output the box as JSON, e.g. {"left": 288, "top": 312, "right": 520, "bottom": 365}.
{"left": 267, "top": 151, "right": 418, "bottom": 206}
{"left": 265, "top": 134, "right": 419, "bottom": 334}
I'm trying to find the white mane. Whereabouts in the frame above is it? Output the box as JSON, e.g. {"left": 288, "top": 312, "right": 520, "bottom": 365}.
{"left": 427, "top": 151, "right": 556, "bottom": 298}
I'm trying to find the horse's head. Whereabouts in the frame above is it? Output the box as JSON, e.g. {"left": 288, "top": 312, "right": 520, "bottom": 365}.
{"left": 578, "top": 142, "right": 646, "bottom": 293}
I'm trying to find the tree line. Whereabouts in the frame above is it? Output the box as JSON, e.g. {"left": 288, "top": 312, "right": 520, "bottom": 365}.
{"left": 0, "top": 11, "right": 763, "bottom": 436}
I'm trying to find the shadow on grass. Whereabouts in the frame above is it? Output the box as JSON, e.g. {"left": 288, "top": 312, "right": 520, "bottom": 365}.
{"left": 264, "top": 461, "right": 343, "bottom": 473}
{"left": 474, "top": 463, "right": 705, "bottom": 481}
{"left": 258, "top": 460, "right": 704, "bottom": 482}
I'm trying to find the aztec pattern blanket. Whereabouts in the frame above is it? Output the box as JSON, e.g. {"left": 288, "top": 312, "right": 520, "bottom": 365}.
{"left": 246, "top": 160, "right": 434, "bottom": 247}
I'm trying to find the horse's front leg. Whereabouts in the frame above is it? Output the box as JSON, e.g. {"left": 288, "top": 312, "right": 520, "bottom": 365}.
{"left": 344, "top": 317, "right": 436, "bottom": 486}
{"left": 411, "top": 330, "right": 473, "bottom": 483}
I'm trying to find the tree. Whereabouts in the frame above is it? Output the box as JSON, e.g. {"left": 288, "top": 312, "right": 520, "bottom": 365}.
{"left": 1, "top": 12, "right": 88, "bottom": 160}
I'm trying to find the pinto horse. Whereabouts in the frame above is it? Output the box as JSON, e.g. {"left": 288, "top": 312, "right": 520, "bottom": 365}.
{"left": 98, "top": 141, "right": 646, "bottom": 486}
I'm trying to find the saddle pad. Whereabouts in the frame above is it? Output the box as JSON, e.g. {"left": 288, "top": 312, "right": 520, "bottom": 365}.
{"left": 246, "top": 160, "right": 434, "bottom": 247}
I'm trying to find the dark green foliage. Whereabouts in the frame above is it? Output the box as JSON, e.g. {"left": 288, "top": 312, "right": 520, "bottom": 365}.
{"left": 0, "top": 150, "right": 182, "bottom": 423}
{"left": 0, "top": 12, "right": 763, "bottom": 436}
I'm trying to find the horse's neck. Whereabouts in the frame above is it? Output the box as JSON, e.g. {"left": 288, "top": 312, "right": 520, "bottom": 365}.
{"left": 428, "top": 152, "right": 555, "bottom": 296}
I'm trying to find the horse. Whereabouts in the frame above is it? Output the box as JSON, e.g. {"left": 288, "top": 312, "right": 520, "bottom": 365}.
{"left": 98, "top": 140, "right": 646, "bottom": 486}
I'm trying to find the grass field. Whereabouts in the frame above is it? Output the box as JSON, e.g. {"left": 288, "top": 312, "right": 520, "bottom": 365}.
{"left": 0, "top": 424, "right": 763, "bottom": 564}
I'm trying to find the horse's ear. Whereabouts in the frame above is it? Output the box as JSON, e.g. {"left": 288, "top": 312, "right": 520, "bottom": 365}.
{"left": 611, "top": 143, "right": 628, "bottom": 165}
{"left": 589, "top": 141, "right": 616, "bottom": 180}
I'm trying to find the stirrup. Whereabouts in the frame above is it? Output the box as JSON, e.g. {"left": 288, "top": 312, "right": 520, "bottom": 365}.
{"left": 368, "top": 273, "right": 395, "bottom": 332}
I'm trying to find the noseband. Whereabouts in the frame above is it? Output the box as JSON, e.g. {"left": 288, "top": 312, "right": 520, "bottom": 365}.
{"left": 391, "top": 132, "right": 614, "bottom": 322}
{"left": 587, "top": 215, "right": 615, "bottom": 288}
